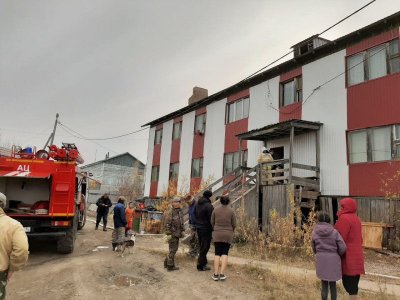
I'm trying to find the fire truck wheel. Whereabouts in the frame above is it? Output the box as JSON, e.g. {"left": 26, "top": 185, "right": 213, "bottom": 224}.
{"left": 57, "top": 213, "right": 78, "bottom": 254}
{"left": 77, "top": 204, "right": 87, "bottom": 230}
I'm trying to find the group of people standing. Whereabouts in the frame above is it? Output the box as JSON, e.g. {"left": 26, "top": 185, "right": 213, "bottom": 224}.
{"left": 312, "top": 197, "right": 365, "bottom": 300}
{"left": 164, "top": 190, "right": 236, "bottom": 282}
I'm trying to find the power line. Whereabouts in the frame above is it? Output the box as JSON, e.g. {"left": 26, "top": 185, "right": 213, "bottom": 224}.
{"left": 58, "top": 124, "right": 118, "bottom": 155}
{"left": 58, "top": 121, "right": 148, "bottom": 141}
{"left": 146, "top": 0, "right": 379, "bottom": 125}
{"left": 318, "top": 0, "right": 377, "bottom": 36}
{"left": 268, "top": 40, "right": 391, "bottom": 114}
{"left": 240, "top": 0, "right": 378, "bottom": 82}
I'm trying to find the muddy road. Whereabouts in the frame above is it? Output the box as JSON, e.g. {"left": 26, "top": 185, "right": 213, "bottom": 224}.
{"left": 6, "top": 226, "right": 266, "bottom": 300}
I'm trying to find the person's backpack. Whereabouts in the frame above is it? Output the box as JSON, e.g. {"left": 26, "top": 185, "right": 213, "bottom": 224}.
{"left": 188, "top": 200, "right": 197, "bottom": 226}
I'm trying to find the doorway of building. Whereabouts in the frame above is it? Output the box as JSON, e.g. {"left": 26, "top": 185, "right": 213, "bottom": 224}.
{"left": 269, "top": 146, "right": 284, "bottom": 160}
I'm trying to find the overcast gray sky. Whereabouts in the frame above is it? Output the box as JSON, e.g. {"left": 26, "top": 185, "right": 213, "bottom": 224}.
{"left": 1, "top": 1, "right": 399, "bottom": 165}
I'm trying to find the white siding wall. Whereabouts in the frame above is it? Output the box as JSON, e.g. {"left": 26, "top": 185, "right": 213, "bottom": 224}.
{"left": 302, "top": 49, "right": 348, "bottom": 195}
{"left": 203, "top": 98, "right": 227, "bottom": 184}
{"left": 144, "top": 127, "right": 155, "bottom": 196}
{"left": 248, "top": 77, "right": 280, "bottom": 167}
{"left": 178, "top": 111, "right": 195, "bottom": 194}
{"left": 158, "top": 120, "right": 173, "bottom": 194}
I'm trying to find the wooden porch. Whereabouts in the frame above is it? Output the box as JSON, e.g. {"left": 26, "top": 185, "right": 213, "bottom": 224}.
{"left": 237, "top": 119, "right": 323, "bottom": 218}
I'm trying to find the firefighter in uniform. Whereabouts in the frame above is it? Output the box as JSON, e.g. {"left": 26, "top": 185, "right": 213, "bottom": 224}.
{"left": 258, "top": 147, "right": 274, "bottom": 184}
{"left": 0, "top": 192, "right": 29, "bottom": 300}
{"left": 164, "top": 197, "right": 184, "bottom": 271}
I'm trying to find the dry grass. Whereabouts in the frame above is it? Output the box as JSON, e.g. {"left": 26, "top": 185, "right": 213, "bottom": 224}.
{"left": 241, "top": 263, "right": 397, "bottom": 300}
{"left": 234, "top": 186, "right": 317, "bottom": 260}
{"left": 380, "top": 170, "right": 400, "bottom": 252}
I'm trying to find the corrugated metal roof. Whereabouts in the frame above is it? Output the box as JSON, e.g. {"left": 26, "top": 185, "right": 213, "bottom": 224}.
{"left": 237, "top": 119, "right": 322, "bottom": 141}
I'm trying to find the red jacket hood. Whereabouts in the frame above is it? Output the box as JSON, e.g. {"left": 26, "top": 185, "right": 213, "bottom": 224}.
{"left": 338, "top": 197, "right": 357, "bottom": 216}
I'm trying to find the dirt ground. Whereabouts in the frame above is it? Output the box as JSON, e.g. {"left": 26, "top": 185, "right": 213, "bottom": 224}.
{"left": 5, "top": 224, "right": 400, "bottom": 300}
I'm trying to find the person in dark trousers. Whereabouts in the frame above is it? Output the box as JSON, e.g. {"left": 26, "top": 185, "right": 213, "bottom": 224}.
{"left": 112, "top": 196, "right": 127, "bottom": 251}
{"left": 312, "top": 212, "right": 346, "bottom": 300}
{"left": 335, "top": 198, "right": 365, "bottom": 300}
{"left": 186, "top": 196, "right": 199, "bottom": 257}
{"left": 164, "top": 197, "right": 184, "bottom": 271}
{"left": 195, "top": 190, "right": 214, "bottom": 271}
{"left": 95, "top": 193, "right": 112, "bottom": 231}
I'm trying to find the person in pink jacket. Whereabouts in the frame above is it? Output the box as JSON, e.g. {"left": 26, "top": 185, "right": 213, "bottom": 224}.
{"left": 335, "top": 198, "right": 365, "bottom": 299}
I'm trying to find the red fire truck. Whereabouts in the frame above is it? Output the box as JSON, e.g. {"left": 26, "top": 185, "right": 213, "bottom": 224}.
{"left": 0, "top": 143, "right": 89, "bottom": 254}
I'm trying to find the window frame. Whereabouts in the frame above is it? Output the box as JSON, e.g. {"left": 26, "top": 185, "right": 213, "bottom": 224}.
{"left": 223, "top": 150, "right": 248, "bottom": 175}
{"left": 346, "top": 38, "right": 400, "bottom": 87}
{"left": 151, "top": 166, "right": 160, "bottom": 182}
{"left": 347, "top": 124, "right": 399, "bottom": 164}
{"left": 169, "top": 162, "right": 179, "bottom": 181}
{"left": 225, "top": 97, "right": 250, "bottom": 124}
{"left": 172, "top": 122, "right": 182, "bottom": 140}
{"left": 280, "top": 76, "right": 303, "bottom": 107}
{"left": 154, "top": 129, "right": 163, "bottom": 145}
{"left": 194, "top": 114, "right": 206, "bottom": 134}
{"left": 191, "top": 158, "right": 203, "bottom": 178}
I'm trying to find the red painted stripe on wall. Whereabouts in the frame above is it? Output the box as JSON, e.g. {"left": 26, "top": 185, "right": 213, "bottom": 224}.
{"left": 152, "top": 144, "right": 161, "bottom": 165}
{"left": 349, "top": 161, "right": 400, "bottom": 197}
{"left": 346, "top": 28, "right": 399, "bottom": 56}
{"left": 173, "top": 116, "right": 183, "bottom": 123}
{"left": 149, "top": 182, "right": 158, "bottom": 198}
{"left": 195, "top": 107, "right": 207, "bottom": 115}
{"left": 170, "top": 139, "right": 180, "bottom": 163}
{"left": 190, "top": 178, "right": 202, "bottom": 194}
{"left": 279, "top": 103, "right": 302, "bottom": 122}
{"left": 347, "top": 73, "right": 400, "bottom": 130}
{"left": 227, "top": 89, "right": 250, "bottom": 103}
{"left": 224, "top": 118, "right": 248, "bottom": 153}
{"left": 280, "top": 67, "right": 302, "bottom": 82}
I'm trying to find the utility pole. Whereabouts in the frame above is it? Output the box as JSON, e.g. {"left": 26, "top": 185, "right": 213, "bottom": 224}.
{"left": 43, "top": 113, "right": 59, "bottom": 149}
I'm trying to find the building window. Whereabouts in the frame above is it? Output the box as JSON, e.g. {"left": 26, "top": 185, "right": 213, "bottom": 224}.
{"left": 191, "top": 158, "right": 203, "bottom": 178}
{"left": 395, "top": 125, "right": 400, "bottom": 159}
{"left": 194, "top": 114, "right": 206, "bottom": 134}
{"left": 172, "top": 122, "right": 182, "bottom": 140}
{"left": 225, "top": 97, "right": 250, "bottom": 124}
{"left": 371, "top": 127, "right": 391, "bottom": 161}
{"left": 280, "top": 76, "right": 302, "bottom": 107}
{"left": 154, "top": 129, "right": 163, "bottom": 145}
{"left": 151, "top": 166, "right": 159, "bottom": 182}
{"left": 347, "top": 39, "right": 400, "bottom": 86}
{"left": 349, "top": 131, "right": 368, "bottom": 163}
{"left": 223, "top": 150, "right": 247, "bottom": 175}
{"left": 348, "top": 125, "right": 398, "bottom": 164}
{"left": 169, "top": 162, "right": 179, "bottom": 181}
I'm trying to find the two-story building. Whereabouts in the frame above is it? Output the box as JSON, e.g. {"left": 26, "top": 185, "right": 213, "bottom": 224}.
{"left": 143, "top": 12, "right": 400, "bottom": 245}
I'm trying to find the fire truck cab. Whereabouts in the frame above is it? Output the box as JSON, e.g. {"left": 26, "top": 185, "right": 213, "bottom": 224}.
{"left": 0, "top": 144, "right": 88, "bottom": 254}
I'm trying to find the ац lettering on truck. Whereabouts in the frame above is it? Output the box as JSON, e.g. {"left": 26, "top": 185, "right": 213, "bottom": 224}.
{"left": 0, "top": 144, "right": 88, "bottom": 254}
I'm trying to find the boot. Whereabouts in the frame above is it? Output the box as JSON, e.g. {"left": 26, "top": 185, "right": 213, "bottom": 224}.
{"left": 167, "top": 266, "right": 179, "bottom": 272}
{"left": 112, "top": 243, "right": 117, "bottom": 251}
{"left": 95, "top": 223, "right": 99, "bottom": 230}
{"left": 164, "top": 258, "right": 167, "bottom": 268}
{"left": 103, "top": 224, "right": 107, "bottom": 231}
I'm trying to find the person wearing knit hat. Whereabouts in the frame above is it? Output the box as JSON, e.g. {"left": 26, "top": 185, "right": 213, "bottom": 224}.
{"left": 164, "top": 196, "right": 184, "bottom": 271}
{"left": 0, "top": 192, "right": 29, "bottom": 300}
{"left": 195, "top": 190, "right": 214, "bottom": 271}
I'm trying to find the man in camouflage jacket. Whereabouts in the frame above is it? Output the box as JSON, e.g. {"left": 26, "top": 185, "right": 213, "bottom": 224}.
{"left": 164, "top": 197, "right": 184, "bottom": 271}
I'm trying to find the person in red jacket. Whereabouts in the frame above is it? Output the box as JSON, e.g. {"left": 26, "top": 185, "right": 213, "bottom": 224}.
{"left": 334, "top": 198, "right": 365, "bottom": 299}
